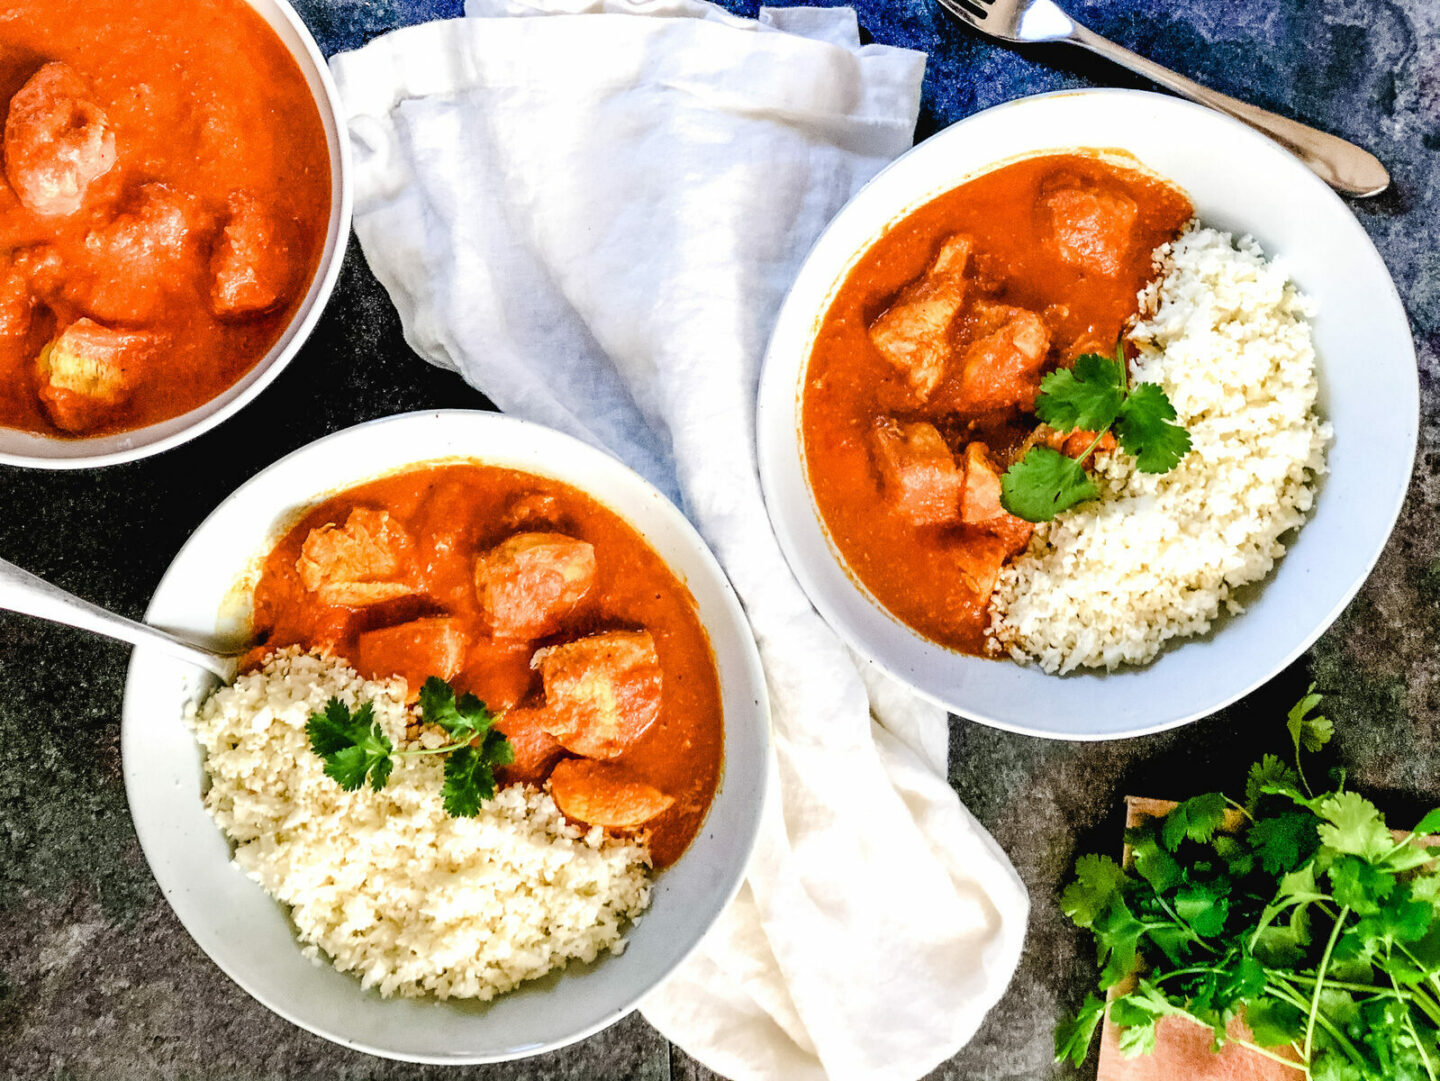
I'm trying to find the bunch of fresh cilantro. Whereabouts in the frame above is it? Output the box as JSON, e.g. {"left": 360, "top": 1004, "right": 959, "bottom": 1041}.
{"left": 305, "top": 677, "right": 513, "bottom": 817}
{"left": 1001, "top": 342, "right": 1191, "bottom": 523}
{"left": 1057, "top": 689, "right": 1440, "bottom": 1081}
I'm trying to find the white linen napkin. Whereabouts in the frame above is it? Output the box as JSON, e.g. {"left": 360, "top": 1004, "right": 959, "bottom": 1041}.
{"left": 329, "top": 4, "right": 1030, "bottom": 1077}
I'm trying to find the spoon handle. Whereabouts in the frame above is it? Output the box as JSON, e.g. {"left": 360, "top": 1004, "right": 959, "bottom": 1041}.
{"left": 0, "top": 557, "right": 236, "bottom": 678}
{"left": 1066, "top": 23, "right": 1390, "bottom": 198}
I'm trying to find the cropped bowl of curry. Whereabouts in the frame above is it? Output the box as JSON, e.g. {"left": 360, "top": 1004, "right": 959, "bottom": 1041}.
{"left": 0, "top": 0, "right": 347, "bottom": 465}
{"left": 121, "top": 411, "right": 769, "bottom": 1060}
{"left": 758, "top": 89, "right": 1412, "bottom": 737}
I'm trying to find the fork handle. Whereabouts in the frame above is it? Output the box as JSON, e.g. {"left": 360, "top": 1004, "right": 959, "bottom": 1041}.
{"left": 1067, "top": 23, "right": 1389, "bottom": 198}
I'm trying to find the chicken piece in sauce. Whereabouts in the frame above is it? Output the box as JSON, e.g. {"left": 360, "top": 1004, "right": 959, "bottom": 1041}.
{"left": 872, "top": 417, "right": 961, "bottom": 526}
{"left": 79, "top": 183, "right": 204, "bottom": 323}
{"left": 295, "top": 507, "right": 415, "bottom": 607}
{"left": 1040, "top": 184, "right": 1139, "bottom": 278}
{"left": 474, "top": 531, "right": 597, "bottom": 638}
{"left": 3, "top": 62, "right": 116, "bottom": 217}
{"left": 210, "top": 191, "right": 294, "bottom": 318}
{"left": 0, "top": 258, "right": 33, "bottom": 339}
{"left": 356, "top": 616, "right": 467, "bottom": 697}
{"left": 36, "top": 318, "right": 152, "bottom": 432}
{"left": 532, "top": 630, "right": 662, "bottom": 759}
{"left": 549, "top": 758, "right": 675, "bottom": 829}
{"left": 867, "top": 234, "right": 972, "bottom": 400}
{"left": 960, "top": 442, "right": 1033, "bottom": 552}
{"left": 494, "top": 707, "right": 566, "bottom": 786}
{"left": 953, "top": 301, "right": 1050, "bottom": 414}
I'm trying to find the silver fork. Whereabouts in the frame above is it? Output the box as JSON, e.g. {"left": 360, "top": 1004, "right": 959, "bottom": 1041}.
{"left": 937, "top": 0, "right": 1390, "bottom": 198}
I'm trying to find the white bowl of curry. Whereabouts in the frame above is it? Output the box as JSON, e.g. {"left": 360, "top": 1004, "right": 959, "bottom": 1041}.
{"left": 757, "top": 89, "right": 1417, "bottom": 738}
{"left": 121, "top": 410, "right": 770, "bottom": 1060}
{"left": 0, "top": 0, "right": 350, "bottom": 466}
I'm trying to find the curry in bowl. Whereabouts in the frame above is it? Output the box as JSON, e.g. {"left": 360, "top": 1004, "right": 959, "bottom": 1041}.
{"left": 189, "top": 459, "right": 725, "bottom": 999}
{"left": 800, "top": 151, "right": 1329, "bottom": 673}
{"left": 0, "top": 0, "right": 331, "bottom": 437}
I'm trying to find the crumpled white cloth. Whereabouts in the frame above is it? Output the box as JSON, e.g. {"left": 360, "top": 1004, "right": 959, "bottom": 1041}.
{"left": 329, "top": 3, "right": 1029, "bottom": 1077}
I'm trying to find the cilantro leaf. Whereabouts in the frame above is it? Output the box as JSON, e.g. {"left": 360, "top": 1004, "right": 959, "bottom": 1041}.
{"left": 1115, "top": 383, "right": 1192, "bottom": 473}
{"left": 1160, "top": 792, "right": 1228, "bottom": 851}
{"left": 1249, "top": 811, "right": 1321, "bottom": 875}
{"left": 1176, "top": 881, "right": 1230, "bottom": 938}
{"left": 1246, "top": 754, "right": 1300, "bottom": 812}
{"left": 308, "top": 679, "right": 511, "bottom": 816}
{"left": 418, "top": 677, "right": 495, "bottom": 740}
{"left": 1034, "top": 352, "right": 1125, "bottom": 433}
{"left": 1061, "top": 854, "right": 1127, "bottom": 929}
{"left": 1054, "top": 993, "right": 1105, "bottom": 1066}
{"left": 1246, "top": 998, "right": 1306, "bottom": 1047}
{"left": 999, "top": 446, "right": 1098, "bottom": 522}
{"left": 1317, "top": 791, "right": 1394, "bottom": 862}
{"left": 1109, "top": 993, "right": 1162, "bottom": 1057}
{"left": 1288, "top": 686, "right": 1334, "bottom": 754}
{"left": 306, "top": 698, "right": 393, "bottom": 792}
{"left": 442, "top": 730, "right": 517, "bottom": 818}
{"left": 1128, "top": 826, "right": 1182, "bottom": 894}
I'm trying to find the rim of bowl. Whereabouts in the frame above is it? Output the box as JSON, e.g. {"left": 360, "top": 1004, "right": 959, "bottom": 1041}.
{"left": 121, "top": 409, "right": 771, "bottom": 1061}
{"left": 756, "top": 87, "right": 1419, "bottom": 740}
{"left": 0, "top": 0, "right": 354, "bottom": 470}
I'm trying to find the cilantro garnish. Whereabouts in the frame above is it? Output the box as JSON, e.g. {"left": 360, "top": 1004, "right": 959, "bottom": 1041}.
{"left": 1056, "top": 691, "right": 1440, "bottom": 1081}
{"left": 305, "top": 676, "right": 512, "bottom": 818}
{"left": 1000, "top": 341, "right": 1192, "bottom": 522}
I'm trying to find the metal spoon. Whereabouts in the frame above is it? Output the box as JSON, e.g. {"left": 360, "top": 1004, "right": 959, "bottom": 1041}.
{"left": 0, "top": 557, "right": 241, "bottom": 679}
{"left": 936, "top": 0, "right": 1391, "bottom": 198}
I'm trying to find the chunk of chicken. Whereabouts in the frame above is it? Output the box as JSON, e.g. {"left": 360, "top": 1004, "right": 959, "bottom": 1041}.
{"left": 35, "top": 318, "right": 150, "bottom": 432}
{"left": 4, "top": 62, "right": 116, "bottom": 217}
{"left": 210, "top": 191, "right": 293, "bottom": 318}
{"left": 867, "top": 234, "right": 972, "bottom": 400}
{"left": 0, "top": 257, "right": 32, "bottom": 339}
{"left": 954, "top": 536, "right": 1010, "bottom": 604}
{"left": 474, "top": 531, "right": 596, "bottom": 639}
{"left": 494, "top": 707, "right": 566, "bottom": 786}
{"left": 872, "top": 417, "right": 961, "bottom": 527}
{"left": 960, "top": 443, "right": 1033, "bottom": 553}
{"left": 549, "top": 759, "right": 675, "bottom": 829}
{"left": 356, "top": 617, "right": 468, "bottom": 696}
{"left": 955, "top": 302, "right": 1050, "bottom": 414}
{"left": 81, "top": 183, "right": 200, "bottom": 323}
{"left": 295, "top": 507, "right": 415, "bottom": 607}
{"left": 501, "top": 492, "right": 560, "bottom": 531}
{"left": 532, "top": 630, "right": 662, "bottom": 759}
{"left": 1040, "top": 185, "right": 1138, "bottom": 278}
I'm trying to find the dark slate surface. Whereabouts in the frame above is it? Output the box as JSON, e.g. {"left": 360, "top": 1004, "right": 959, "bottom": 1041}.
{"left": 1, "top": 0, "right": 1436, "bottom": 1078}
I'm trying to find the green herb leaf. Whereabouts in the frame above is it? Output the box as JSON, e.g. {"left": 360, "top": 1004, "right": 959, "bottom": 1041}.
{"left": 1054, "top": 993, "right": 1106, "bottom": 1066}
{"left": 1160, "top": 792, "right": 1228, "bottom": 852}
{"left": 1245, "top": 998, "right": 1306, "bottom": 1047}
{"left": 1114, "top": 383, "right": 1192, "bottom": 473}
{"left": 1061, "top": 854, "right": 1127, "bottom": 929}
{"left": 1246, "top": 753, "right": 1301, "bottom": 812}
{"left": 308, "top": 678, "right": 511, "bottom": 817}
{"left": 999, "top": 445, "right": 1099, "bottom": 523}
{"left": 1034, "top": 352, "right": 1126, "bottom": 433}
{"left": 999, "top": 339, "right": 1191, "bottom": 521}
{"left": 1316, "top": 791, "right": 1394, "bottom": 862}
{"left": 1249, "top": 810, "right": 1320, "bottom": 875}
{"left": 306, "top": 698, "right": 393, "bottom": 792}
{"left": 1288, "top": 686, "right": 1334, "bottom": 755}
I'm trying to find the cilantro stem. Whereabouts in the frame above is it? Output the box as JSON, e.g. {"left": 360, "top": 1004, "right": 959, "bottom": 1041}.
{"left": 1266, "top": 977, "right": 1369, "bottom": 1069}
{"left": 1166, "top": 1006, "right": 1306, "bottom": 1072}
{"left": 1151, "top": 896, "right": 1220, "bottom": 953}
{"left": 1224, "top": 796, "right": 1256, "bottom": 824}
{"left": 1302, "top": 905, "right": 1350, "bottom": 1061}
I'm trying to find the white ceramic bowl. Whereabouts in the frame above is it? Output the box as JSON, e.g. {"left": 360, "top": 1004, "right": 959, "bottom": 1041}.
{"left": 121, "top": 411, "right": 770, "bottom": 1062}
{"left": 0, "top": 0, "right": 352, "bottom": 469}
{"left": 757, "top": 88, "right": 1418, "bottom": 741}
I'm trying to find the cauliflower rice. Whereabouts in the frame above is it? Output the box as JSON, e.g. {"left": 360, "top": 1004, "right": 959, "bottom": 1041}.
{"left": 188, "top": 648, "right": 653, "bottom": 999}
{"left": 988, "top": 226, "right": 1331, "bottom": 673}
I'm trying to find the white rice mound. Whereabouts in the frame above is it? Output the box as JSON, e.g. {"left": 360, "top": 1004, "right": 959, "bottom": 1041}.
{"left": 188, "top": 648, "right": 653, "bottom": 1000}
{"left": 988, "top": 226, "right": 1331, "bottom": 673}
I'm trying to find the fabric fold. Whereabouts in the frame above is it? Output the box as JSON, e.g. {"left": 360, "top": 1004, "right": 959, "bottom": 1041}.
{"left": 330, "top": 3, "right": 1029, "bottom": 1076}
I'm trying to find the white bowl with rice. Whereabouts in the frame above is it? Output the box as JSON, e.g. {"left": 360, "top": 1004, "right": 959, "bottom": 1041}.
{"left": 757, "top": 88, "right": 1418, "bottom": 739}
{"left": 120, "top": 411, "right": 770, "bottom": 1061}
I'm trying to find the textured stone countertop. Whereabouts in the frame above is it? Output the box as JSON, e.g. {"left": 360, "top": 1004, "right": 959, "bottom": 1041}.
{"left": 0, "top": 1, "right": 1436, "bottom": 1078}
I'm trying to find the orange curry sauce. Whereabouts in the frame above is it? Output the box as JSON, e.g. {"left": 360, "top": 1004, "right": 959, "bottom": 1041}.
{"left": 250, "top": 464, "right": 724, "bottom": 869}
{"left": 802, "top": 153, "right": 1192, "bottom": 653}
{"left": 0, "top": 0, "right": 331, "bottom": 436}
